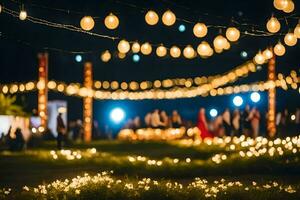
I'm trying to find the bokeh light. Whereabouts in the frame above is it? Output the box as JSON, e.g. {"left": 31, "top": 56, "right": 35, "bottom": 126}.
{"left": 110, "top": 108, "right": 125, "bottom": 124}
{"left": 233, "top": 96, "right": 243, "bottom": 107}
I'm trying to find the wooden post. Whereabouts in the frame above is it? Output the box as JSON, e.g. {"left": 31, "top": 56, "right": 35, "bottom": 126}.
{"left": 37, "top": 53, "right": 48, "bottom": 131}
{"left": 267, "top": 55, "right": 276, "bottom": 138}
{"left": 83, "top": 62, "right": 93, "bottom": 142}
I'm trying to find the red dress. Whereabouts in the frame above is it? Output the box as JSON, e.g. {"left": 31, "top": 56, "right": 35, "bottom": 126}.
{"left": 197, "top": 112, "right": 213, "bottom": 139}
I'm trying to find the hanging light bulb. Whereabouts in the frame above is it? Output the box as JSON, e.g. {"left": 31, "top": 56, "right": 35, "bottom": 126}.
{"left": 224, "top": 40, "right": 231, "bottom": 50}
{"left": 183, "top": 45, "right": 195, "bottom": 59}
{"left": 156, "top": 45, "right": 167, "bottom": 57}
{"left": 197, "top": 42, "right": 211, "bottom": 57}
{"left": 80, "top": 16, "right": 95, "bottom": 31}
{"left": 294, "top": 23, "right": 300, "bottom": 38}
{"left": 131, "top": 42, "right": 140, "bottom": 53}
{"left": 101, "top": 50, "right": 111, "bottom": 62}
{"left": 104, "top": 13, "right": 119, "bottom": 30}
{"left": 117, "top": 40, "right": 130, "bottom": 54}
{"left": 170, "top": 46, "right": 181, "bottom": 58}
{"left": 284, "top": 32, "right": 297, "bottom": 46}
{"left": 145, "top": 10, "right": 159, "bottom": 25}
{"left": 19, "top": 9, "right": 27, "bottom": 20}
{"left": 118, "top": 52, "right": 126, "bottom": 59}
{"left": 213, "top": 35, "right": 227, "bottom": 50}
{"left": 254, "top": 51, "right": 265, "bottom": 65}
{"left": 263, "top": 48, "right": 273, "bottom": 60}
{"left": 274, "top": 42, "right": 286, "bottom": 56}
{"left": 273, "top": 0, "right": 289, "bottom": 10}
{"left": 193, "top": 23, "right": 208, "bottom": 38}
{"left": 283, "top": 0, "right": 294, "bottom": 13}
{"left": 141, "top": 42, "right": 152, "bottom": 55}
{"left": 266, "top": 16, "right": 281, "bottom": 33}
{"left": 226, "top": 27, "right": 240, "bottom": 42}
{"left": 162, "top": 10, "right": 176, "bottom": 26}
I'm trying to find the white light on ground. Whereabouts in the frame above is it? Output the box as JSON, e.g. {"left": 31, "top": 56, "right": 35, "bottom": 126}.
{"left": 110, "top": 108, "right": 125, "bottom": 123}
{"left": 233, "top": 96, "right": 243, "bottom": 107}
{"left": 250, "top": 92, "right": 261, "bottom": 103}
{"left": 75, "top": 55, "right": 82, "bottom": 62}
{"left": 209, "top": 109, "right": 218, "bottom": 117}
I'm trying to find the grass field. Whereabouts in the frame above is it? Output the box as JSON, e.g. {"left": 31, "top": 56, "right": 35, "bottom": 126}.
{"left": 1, "top": 136, "right": 300, "bottom": 199}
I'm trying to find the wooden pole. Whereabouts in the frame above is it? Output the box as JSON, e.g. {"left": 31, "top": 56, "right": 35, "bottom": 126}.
{"left": 267, "top": 55, "right": 276, "bottom": 138}
{"left": 83, "top": 62, "right": 93, "bottom": 142}
{"left": 37, "top": 53, "right": 48, "bottom": 131}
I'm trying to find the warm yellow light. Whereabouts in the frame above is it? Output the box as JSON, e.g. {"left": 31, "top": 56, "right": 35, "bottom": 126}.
{"left": 293, "top": 23, "right": 300, "bottom": 39}
{"left": 162, "top": 10, "right": 176, "bottom": 26}
{"left": 19, "top": 10, "right": 27, "bottom": 20}
{"left": 266, "top": 17, "right": 281, "bottom": 33}
{"left": 80, "top": 16, "right": 95, "bottom": 31}
{"left": 101, "top": 50, "right": 111, "bottom": 62}
{"left": 145, "top": 10, "right": 159, "bottom": 25}
{"left": 131, "top": 42, "right": 140, "bottom": 53}
{"left": 274, "top": 42, "right": 286, "bottom": 56}
{"left": 197, "top": 42, "right": 211, "bottom": 57}
{"left": 156, "top": 45, "right": 167, "bottom": 57}
{"left": 273, "top": 0, "right": 289, "bottom": 10}
{"left": 213, "top": 35, "right": 227, "bottom": 50}
{"left": 254, "top": 51, "right": 265, "bottom": 65}
{"left": 284, "top": 32, "right": 297, "bottom": 46}
{"left": 170, "top": 46, "right": 181, "bottom": 58}
{"left": 104, "top": 13, "right": 119, "bottom": 30}
{"left": 193, "top": 23, "right": 208, "bottom": 38}
{"left": 118, "top": 52, "right": 126, "bottom": 59}
{"left": 141, "top": 42, "right": 152, "bottom": 55}
{"left": 0, "top": 5, "right": 2, "bottom": 13}
{"left": 283, "top": 0, "right": 294, "bottom": 13}
{"left": 117, "top": 40, "right": 130, "bottom": 54}
{"left": 226, "top": 27, "right": 240, "bottom": 42}
{"left": 183, "top": 45, "right": 195, "bottom": 59}
{"left": 263, "top": 48, "right": 273, "bottom": 60}
{"left": 224, "top": 41, "right": 231, "bottom": 50}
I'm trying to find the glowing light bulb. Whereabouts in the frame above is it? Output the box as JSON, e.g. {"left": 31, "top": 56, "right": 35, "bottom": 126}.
{"left": 104, "top": 13, "right": 119, "bottom": 30}
{"left": 226, "top": 27, "right": 240, "bottom": 42}
{"left": 19, "top": 10, "right": 27, "bottom": 20}
{"left": 193, "top": 23, "right": 208, "bottom": 38}
{"left": 162, "top": 10, "right": 176, "bottom": 26}
{"left": 145, "top": 10, "right": 159, "bottom": 25}
{"left": 80, "top": 16, "right": 95, "bottom": 31}
{"left": 284, "top": 32, "right": 297, "bottom": 46}
{"left": 266, "top": 17, "right": 281, "bottom": 33}
{"left": 117, "top": 40, "right": 130, "bottom": 54}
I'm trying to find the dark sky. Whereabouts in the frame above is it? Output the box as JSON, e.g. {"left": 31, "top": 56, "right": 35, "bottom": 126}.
{"left": 0, "top": 0, "right": 299, "bottom": 128}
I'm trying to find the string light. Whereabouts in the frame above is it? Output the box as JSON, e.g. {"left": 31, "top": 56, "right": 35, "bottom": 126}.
{"left": 273, "top": 0, "right": 289, "bottom": 10}
{"left": 263, "top": 48, "right": 273, "bottom": 60}
{"left": 254, "top": 51, "right": 266, "bottom": 65}
{"left": 19, "top": 9, "right": 27, "bottom": 20}
{"left": 266, "top": 16, "right": 281, "bottom": 33}
{"left": 145, "top": 10, "right": 159, "bottom": 26}
{"left": 183, "top": 45, "right": 195, "bottom": 59}
{"left": 162, "top": 10, "right": 176, "bottom": 26}
{"left": 283, "top": 0, "right": 295, "bottom": 13}
{"left": 294, "top": 23, "right": 300, "bottom": 38}
{"left": 284, "top": 32, "right": 297, "bottom": 46}
{"left": 80, "top": 16, "right": 95, "bottom": 31}
{"left": 213, "top": 35, "right": 227, "bottom": 50}
{"left": 170, "top": 46, "right": 181, "bottom": 58}
{"left": 274, "top": 41, "right": 286, "bottom": 56}
{"left": 197, "top": 41, "right": 213, "bottom": 57}
{"left": 131, "top": 42, "right": 140, "bottom": 53}
{"left": 226, "top": 27, "right": 240, "bottom": 42}
{"left": 193, "top": 23, "right": 208, "bottom": 38}
{"left": 156, "top": 45, "right": 167, "bottom": 57}
{"left": 101, "top": 50, "right": 111, "bottom": 62}
{"left": 0, "top": 4, "right": 2, "bottom": 13}
{"left": 104, "top": 13, "right": 119, "bottom": 30}
{"left": 117, "top": 40, "right": 130, "bottom": 54}
{"left": 141, "top": 42, "right": 152, "bottom": 55}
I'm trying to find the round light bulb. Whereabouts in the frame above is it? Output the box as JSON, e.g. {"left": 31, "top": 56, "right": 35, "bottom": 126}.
{"left": 131, "top": 42, "right": 140, "bottom": 53}
{"left": 226, "top": 27, "right": 240, "bottom": 42}
{"left": 170, "top": 46, "right": 181, "bottom": 58}
{"left": 284, "top": 32, "right": 297, "bottom": 46}
{"left": 101, "top": 51, "right": 111, "bottom": 62}
{"left": 156, "top": 45, "right": 167, "bottom": 57}
{"left": 274, "top": 42, "right": 286, "bottom": 56}
{"left": 80, "top": 16, "right": 95, "bottom": 31}
{"left": 283, "top": 0, "right": 294, "bottom": 13}
{"left": 197, "top": 42, "right": 211, "bottom": 57}
{"left": 193, "top": 23, "right": 208, "bottom": 38}
{"left": 183, "top": 45, "right": 195, "bottom": 59}
{"left": 263, "top": 49, "right": 273, "bottom": 60}
{"left": 19, "top": 10, "right": 27, "bottom": 20}
{"left": 254, "top": 51, "right": 265, "bottom": 65}
{"left": 145, "top": 10, "right": 159, "bottom": 25}
{"left": 294, "top": 24, "right": 300, "bottom": 38}
{"left": 266, "top": 17, "right": 281, "bottom": 33}
{"left": 162, "top": 10, "right": 176, "bottom": 26}
{"left": 141, "top": 42, "right": 152, "bottom": 55}
{"left": 104, "top": 13, "right": 119, "bottom": 30}
{"left": 273, "top": 0, "right": 289, "bottom": 10}
{"left": 117, "top": 40, "right": 130, "bottom": 54}
{"left": 213, "top": 35, "right": 227, "bottom": 50}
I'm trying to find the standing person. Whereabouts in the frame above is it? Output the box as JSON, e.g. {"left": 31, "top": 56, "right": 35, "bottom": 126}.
{"left": 249, "top": 108, "right": 260, "bottom": 138}
{"left": 144, "top": 112, "right": 152, "bottom": 128}
{"left": 171, "top": 110, "right": 182, "bottom": 128}
{"left": 222, "top": 109, "right": 232, "bottom": 136}
{"left": 150, "top": 109, "right": 164, "bottom": 128}
{"left": 241, "top": 105, "right": 251, "bottom": 136}
{"left": 212, "top": 116, "right": 224, "bottom": 137}
{"left": 232, "top": 109, "right": 240, "bottom": 136}
{"left": 14, "top": 128, "right": 25, "bottom": 151}
{"left": 56, "top": 113, "right": 66, "bottom": 150}
{"left": 197, "top": 108, "right": 213, "bottom": 139}
{"left": 160, "top": 111, "right": 169, "bottom": 128}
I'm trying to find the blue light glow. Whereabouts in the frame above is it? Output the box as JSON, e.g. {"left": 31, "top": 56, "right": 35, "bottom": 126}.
{"left": 132, "top": 54, "right": 140, "bottom": 62}
{"left": 240, "top": 51, "right": 248, "bottom": 59}
{"left": 178, "top": 24, "right": 186, "bottom": 32}
{"left": 233, "top": 96, "right": 243, "bottom": 107}
{"left": 209, "top": 109, "right": 218, "bottom": 117}
{"left": 250, "top": 92, "right": 261, "bottom": 103}
{"left": 75, "top": 55, "right": 82, "bottom": 62}
{"left": 110, "top": 108, "right": 125, "bottom": 124}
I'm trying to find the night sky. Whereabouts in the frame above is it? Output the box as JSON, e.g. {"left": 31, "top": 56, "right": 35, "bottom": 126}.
{"left": 0, "top": 0, "right": 299, "bottom": 129}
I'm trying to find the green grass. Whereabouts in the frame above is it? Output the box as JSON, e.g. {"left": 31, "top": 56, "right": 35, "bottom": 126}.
{"left": 1, "top": 137, "right": 300, "bottom": 199}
